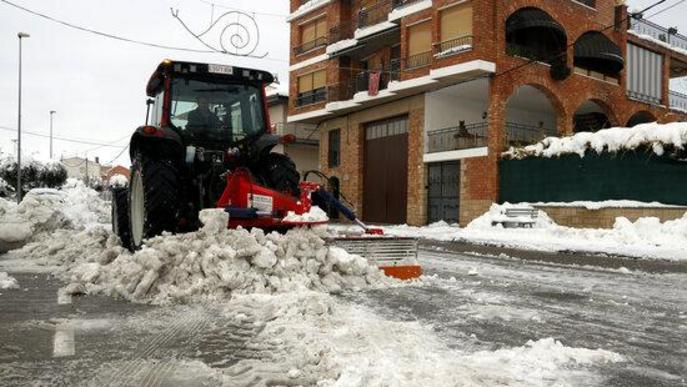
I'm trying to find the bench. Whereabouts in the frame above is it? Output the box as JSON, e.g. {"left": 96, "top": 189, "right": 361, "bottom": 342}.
{"left": 491, "top": 207, "right": 538, "bottom": 228}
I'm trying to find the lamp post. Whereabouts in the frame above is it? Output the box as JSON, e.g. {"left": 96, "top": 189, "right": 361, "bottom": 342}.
{"left": 17, "top": 32, "right": 30, "bottom": 203}
{"left": 49, "top": 110, "right": 56, "bottom": 159}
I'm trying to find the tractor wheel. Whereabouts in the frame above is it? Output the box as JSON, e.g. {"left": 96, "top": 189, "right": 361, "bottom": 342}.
{"left": 256, "top": 153, "right": 301, "bottom": 196}
{"left": 128, "top": 155, "right": 180, "bottom": 249}
{"left": 111, "top": 187, "right": 132, "bottom": 250}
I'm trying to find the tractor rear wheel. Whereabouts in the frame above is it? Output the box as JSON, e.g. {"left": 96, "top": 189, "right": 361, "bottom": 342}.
{"left": 111, "top": 187, "right": 132, "bottom": 250}
{"left": 256, "top": 153, "right": 300, "bottom": 196}
{"left": 128, "top": 155, "right": 180, "bottom": 249}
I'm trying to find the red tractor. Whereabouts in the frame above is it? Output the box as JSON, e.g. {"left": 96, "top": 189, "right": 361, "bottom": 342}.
{"left": 111, "top": 60, "right": 421, "bottom": 279}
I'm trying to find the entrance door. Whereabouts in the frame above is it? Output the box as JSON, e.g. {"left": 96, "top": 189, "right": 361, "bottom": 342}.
{"left": 363, "top": 116, "right": 409, "bottom": 224}
{"left": 427, "top": 161, "right": 460, "bottom": 224}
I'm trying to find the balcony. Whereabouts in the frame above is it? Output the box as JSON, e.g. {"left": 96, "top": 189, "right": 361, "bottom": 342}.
{"left": 295, "top": 36, "right": 328, "bottom": 55}
{"left": 434, "top": 35, "right": 474, "bottom": 58}
{"left": 296, "top": 87, "right": 328, "bottom": 107}
{"left": 670, "top": 90, "right": 687, "bottom": 112}
{"left": 427, "top": 122, "right": 488, "bottom": 153}
{"left": 629, "top": 17, "right": 687, "bottom": 53}
{"left": 392, "top": 0, "right": 425, "bottom": 8}
{"left": 358, "top": 0, "right": 392, "bottom": 29}
{"left": 405, "top": 51, "right": 432, "bottom": 69}
{"left": 354, "top": 71, "right": 392, "bottom": 93}
{"left": 273, "top": 122, "right": 319, "bottom": 145}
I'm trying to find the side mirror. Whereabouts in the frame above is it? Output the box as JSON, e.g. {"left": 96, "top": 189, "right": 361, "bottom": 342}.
{"left": 145, "top": 99, "right": 155, "bottom": 125}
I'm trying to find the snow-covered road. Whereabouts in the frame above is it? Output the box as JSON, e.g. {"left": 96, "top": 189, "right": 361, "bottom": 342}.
{"left": 0, "top": 249, "right": 684, "bottom": 386}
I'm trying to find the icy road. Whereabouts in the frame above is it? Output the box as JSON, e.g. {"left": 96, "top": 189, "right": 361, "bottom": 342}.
{"left": 0, "top": 248, "right": 685, "bottom": 386}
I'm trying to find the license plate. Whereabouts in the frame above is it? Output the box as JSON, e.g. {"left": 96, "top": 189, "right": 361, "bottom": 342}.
{"left": 208, "top": 64, "right": 233, "bottom": 75}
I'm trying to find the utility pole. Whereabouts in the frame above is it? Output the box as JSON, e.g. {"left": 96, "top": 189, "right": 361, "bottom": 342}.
{"left": 49, "top": 110, "right": 56, "bottom": 159}
{"left": 16, "top": 32, "right": 30, "bottom": 203}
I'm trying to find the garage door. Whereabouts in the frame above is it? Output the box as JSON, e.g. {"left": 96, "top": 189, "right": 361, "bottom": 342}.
{"left": 363, "top": 116, "right": 409, "bottom": 224}
{"left": 427, "top": 161, "right": 460, "bottom": 224}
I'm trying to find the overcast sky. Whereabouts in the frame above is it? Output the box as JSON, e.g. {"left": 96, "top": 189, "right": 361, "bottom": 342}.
{"left": 0, "top": 0, "right": 685, "bottom": 167}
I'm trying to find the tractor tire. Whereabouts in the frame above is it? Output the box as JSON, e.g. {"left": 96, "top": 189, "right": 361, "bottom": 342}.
{"left": 111, "top": 187, "right": 132, "bottom": 250}
{"left": 256, "top": 153, "right": 301, "bottom": 196}
{"left": 128, "top": 155, "right": 180, "bottom": 249}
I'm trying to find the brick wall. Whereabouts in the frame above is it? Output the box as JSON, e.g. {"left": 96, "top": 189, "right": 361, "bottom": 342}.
{"left": 534, "top": 206, "right": 687, "bottom": 229}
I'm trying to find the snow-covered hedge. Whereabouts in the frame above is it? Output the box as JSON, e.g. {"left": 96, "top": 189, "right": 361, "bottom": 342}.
{"left": 0, "top": 157, "right": 68, "bottom": 195}
{"left": 503, "top": 122, "right": 687, "bottom": 160}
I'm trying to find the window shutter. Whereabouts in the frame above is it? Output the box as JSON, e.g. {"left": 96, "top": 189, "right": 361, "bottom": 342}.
{"left": 313, "top": 70, "right": 327, "bottom": 89}
{"left": 408, "top": 21, "right": 432, "bottom": 56}
{"left": 301, "top": 22, "right": 316, "bottom": 44}
{"left": 298, "top": 74, "right": 313, "bottom": 93}
{"left": 440, "top": 3, "right": 473, "bottom": 42}
{"left": 316, "top": 18, "right": 327, "bottom": 39}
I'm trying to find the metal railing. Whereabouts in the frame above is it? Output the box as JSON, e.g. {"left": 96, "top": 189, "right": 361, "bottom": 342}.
{"left": 629, "top": 17, "right": 687, "bottom": 52}
{"left": 328, "top": 23, "right": 353, "bottom": 44}
{"left": 505, "top": 122, "right": 552, "bottom": 148}
{"left": 296, "top": 87, "right": 328, "bottom": 106}
{"left": 295, "top": 36, "right": 328, "bottom": 55}
{"left": 327, "top": 82, "right": 356, "bottom": 102}
{"left": 434, "top": 35, "right": 474, "bottom": 57}
{"left": 506, "top": 42, "right": 554, "bottom": 64}
{"left": 273, "top": 122, "right": 319, "bottom": 144}
{"left": 626, "top": 90, "right": 662, "bottom": 105}
{"left": 669, "top": 90, "right": 687, "bottom": 112}
{"left": 405, "top": 51, "right": 432, "bottom": 69}
{"left": 389, "top": 58, "right": 401, "bottom": 81}
{"left": 427, "top": 122, "right": 489, "bottom": 153}
{"left": 358, "top": 0, "right": 391, "bottom": 28}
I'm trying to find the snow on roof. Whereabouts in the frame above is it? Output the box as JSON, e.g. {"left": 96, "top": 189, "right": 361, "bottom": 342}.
{"left": 627, "top": 30, "right": 687, "bottom": 57}
{"left": 502, "top": 122, "right": 687, "bottom": 159}
{"left": 286, "top": 0, "right": 332, "bottom": 22}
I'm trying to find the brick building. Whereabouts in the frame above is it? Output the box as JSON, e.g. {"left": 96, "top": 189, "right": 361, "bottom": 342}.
{"left": 286, "top": 0, "right": 687, "bottom": 225}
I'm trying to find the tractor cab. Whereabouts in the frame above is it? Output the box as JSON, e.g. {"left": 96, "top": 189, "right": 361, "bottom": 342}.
{"left": 144, "top": 60, "right": 274, "bottom": 150}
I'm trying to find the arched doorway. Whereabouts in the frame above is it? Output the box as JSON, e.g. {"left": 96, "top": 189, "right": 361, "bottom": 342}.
{"left": 505, "top": 85, "right": 560, "bottom": 147}
{"left": 573, "top": 100, "right": 613, "bottom": 133}
{"left": 626, "top": 111, "right": 657, "bottom": 127}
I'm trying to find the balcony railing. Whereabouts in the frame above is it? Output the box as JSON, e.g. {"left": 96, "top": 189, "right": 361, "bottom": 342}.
{"left": 295, "top": 36, "right": 328, "bottom": 55}
{"left": 626, "top": 90, "right": 662, "bottom": 105}
{"left": 392, "top": 0, "right": 424, "bottom": 9}
{"left": 506, "top": 42, "right": 554, "bottom": 64}
{"left": 273, "top": 122, "right": 319, "bottom": 144}
{"left": 327, "top": 82, "right": 356, "bottom": 102}
{"left": 358, "top": 0, "right": 391, "bottom": 29}
{"left": 405, "top": 51, "right": 432, "bottom": 69}
{"left": 629, "top": 17, "right": 687, "bottom": 52}
{"left": 328, "top": 23, "right": 353, "bottom": 44}
{"left": 296, "top": 87, "right": 328, "bottom": 107}
{"left": 505, "top": 122, "right": 552, "bottom": 148}
{"left": 434, "top": 35, "right": 474, "bottom": 57}
{"left": 390, "top": 58, "right": 401, "bottom": 81}
{"left": 669, "top": 90, "right": 687, "bottom": 111}
{"left": 427, "top": 122, "right": 489, "bottom": 153}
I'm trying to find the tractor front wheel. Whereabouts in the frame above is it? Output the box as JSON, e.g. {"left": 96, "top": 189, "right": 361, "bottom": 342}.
{"left": 128, "top": 155, "right": 180, "bottom": 249}
{"left": 256, "top": 153, "right": 301, "bottom": 197}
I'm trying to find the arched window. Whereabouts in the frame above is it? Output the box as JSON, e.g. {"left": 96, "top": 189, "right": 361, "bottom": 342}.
{"left": 506, "top": 8, "right": 567, "bottom": 65}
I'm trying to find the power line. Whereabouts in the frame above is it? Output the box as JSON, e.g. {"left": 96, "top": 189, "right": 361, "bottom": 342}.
{"left": 0, "top": 0, "right": 290, "bottom": 63}
{"left": 0, "top": 126, "right": 128, "bottom": 148}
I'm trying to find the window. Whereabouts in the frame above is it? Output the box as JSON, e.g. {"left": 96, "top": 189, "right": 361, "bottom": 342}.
{"left": 407, "top": 21, "right": 432, "bottom": 68}
{"left": 299, "top": 17, "right": 327, "bottom": 53}
{"left": 297, "top": 70, "right": 327, "bottom": 106}
{"left": 168, "top": 78, "right": 266, "bottom": 146}
{"left": 365, "top": 116, "right": 408, "bottom": 140}
{"left": 439, "top": 2, "right": 473, "bottom": 48}
{"left": 328, "top": 129, "right": 340, "bottom": 168}
{"left": 150, "top": 90, "right": 164, "bottom": 126}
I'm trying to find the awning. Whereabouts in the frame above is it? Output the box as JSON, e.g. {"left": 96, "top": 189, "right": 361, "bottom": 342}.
{"left": 574, "top": 32, "right": 624, "bottom": 74}
{"left": 506, "top": 8, "right": 566, "bottom": 41}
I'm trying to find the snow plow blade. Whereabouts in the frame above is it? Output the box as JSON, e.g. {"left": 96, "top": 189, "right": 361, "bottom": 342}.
{"left": 329, "top": 237, "right": 422, "bottom": 280}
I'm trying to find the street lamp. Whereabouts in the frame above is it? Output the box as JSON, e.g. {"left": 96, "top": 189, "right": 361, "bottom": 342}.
{"left": 49, "top": 110, "right": 56, "bottom": 159}
{"left": 16, "top": 32, "right": 29, "bottom": 203}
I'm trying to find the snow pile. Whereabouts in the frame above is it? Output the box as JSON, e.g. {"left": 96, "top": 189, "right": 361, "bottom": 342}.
{"left": 529, "top": 199, "right": 684, "bottom": 210}
{"left": 0, "top": 181, "right": 109, "bottom": 249}
{"left": 388, "top": 0, "right": 432, "bottom": 21}
{"left": 108, "top": 174, "right": 128, "bottom": 188}
{"left": 434, "top": 43, "right": 472, "bottom": 58}
{"left": 503, "top": 122, "right": 687, "bottom": 159}
{"left": 0, "top": 272, "right": 19, "bottom": 289}
{"left": 286, "top": 0, "right": 332, "bottom": 21}
{"left": 60, "top": 210, "right": 391, "bottom": 304}
{"left": 282, "top": 205, "right": 329, "bottom": 223}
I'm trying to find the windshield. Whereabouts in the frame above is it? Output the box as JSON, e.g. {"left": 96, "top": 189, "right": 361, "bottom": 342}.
{"left": 169, "top": 78, "right": 266, "bottom": 145}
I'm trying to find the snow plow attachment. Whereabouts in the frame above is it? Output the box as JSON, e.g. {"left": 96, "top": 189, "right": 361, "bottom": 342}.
{"left": 330, "top": 236, "right": 422, "bottom": 280}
